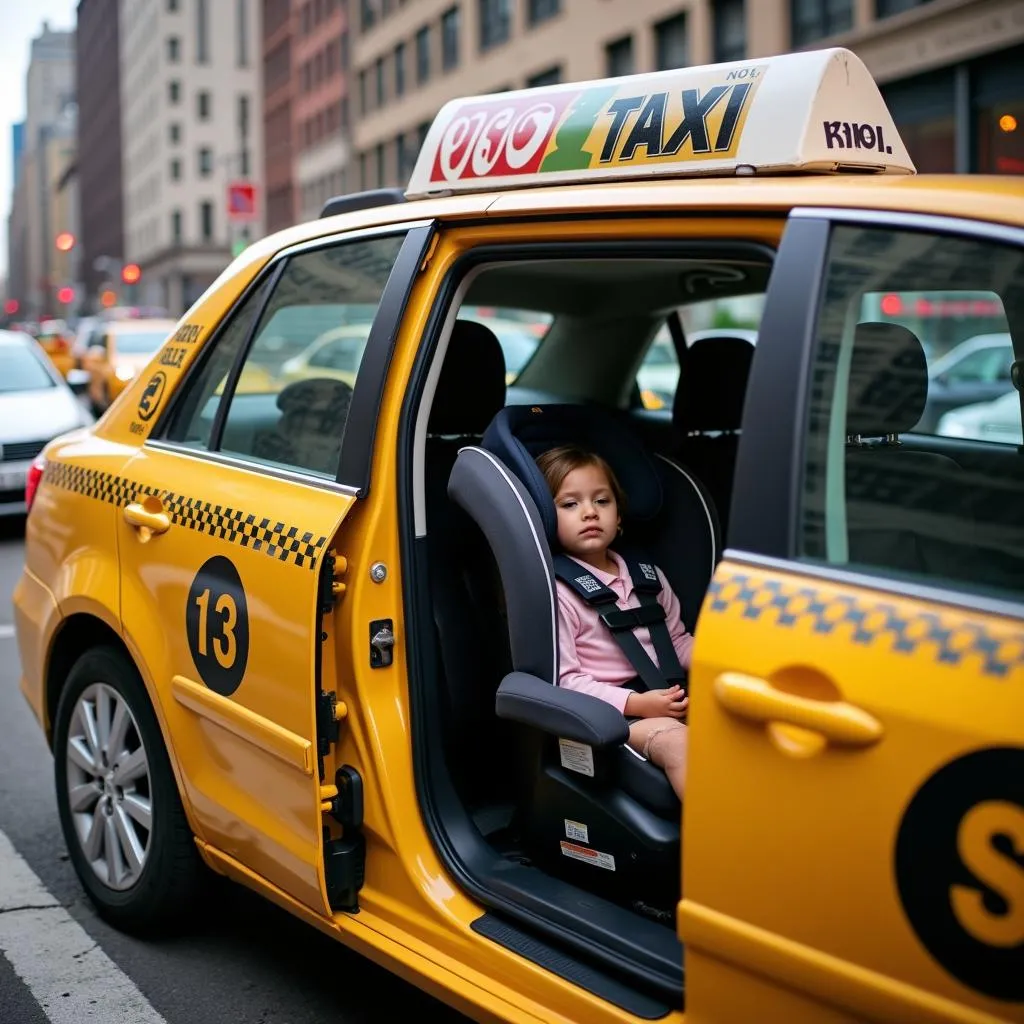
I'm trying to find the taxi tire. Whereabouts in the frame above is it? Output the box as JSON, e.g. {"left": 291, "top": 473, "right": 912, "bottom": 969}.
{"left": 54, "top": 645, "right": 205, "bottom": 936}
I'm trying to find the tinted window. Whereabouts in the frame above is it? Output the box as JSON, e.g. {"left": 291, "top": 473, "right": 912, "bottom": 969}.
{"left": 799, "top": 224, "right": 1024, "bottom": 599}
{"left": 0, "top": 344, "right": 55, "bottom": 392}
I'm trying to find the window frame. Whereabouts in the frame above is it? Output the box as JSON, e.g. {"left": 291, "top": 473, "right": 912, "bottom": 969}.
{"left": 148, "top": 220, "right": 436, "bottom": 496}
{"left": 731, "top": 205, "right": 1024, "bottom": 617}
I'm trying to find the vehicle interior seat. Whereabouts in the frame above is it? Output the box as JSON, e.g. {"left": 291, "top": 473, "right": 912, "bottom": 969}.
{"left": 252, "top": 377, "right": 353, "bottom": 476}
{"left": 843, "top": 321, "right": 968, "bottom": 579}
{"left": 446, "top": 404, "right": 719, "bottom": 907}
{"left": 671, "top": 333, "right": 755, "bottom": 538}
{"left": 424, "top": 319, "right": 521, "bottom": 815}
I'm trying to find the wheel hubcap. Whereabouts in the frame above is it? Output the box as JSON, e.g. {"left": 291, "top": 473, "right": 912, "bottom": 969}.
{"left": 65, "top": 683, "right": 153, "bottom": 890}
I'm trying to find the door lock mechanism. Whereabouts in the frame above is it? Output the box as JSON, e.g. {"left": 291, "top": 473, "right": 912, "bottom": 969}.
{"left": 369, "top": 619, "right": 395, "bottom": 668}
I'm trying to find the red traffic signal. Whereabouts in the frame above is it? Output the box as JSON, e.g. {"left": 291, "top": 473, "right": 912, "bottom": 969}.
{"left": 57, "top": 286, "right": 75, "bottom": 304}
{"left": 121, "top": 263, "right": 141, "bottom": 285}
{"left": 55, "top": 231, "right": 75, "bottom": 252}
{"left": 3, "top": 298, "right": 19, "bottom": 315}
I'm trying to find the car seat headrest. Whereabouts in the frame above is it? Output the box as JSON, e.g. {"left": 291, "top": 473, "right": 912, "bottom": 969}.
{"left": 429, "top": 319, "right": 507, "bottom": 435}
{"left": 482, "top": 404, "right": 663, "bottom": 545}
{"left": 673, "top": 335, "right": 755, "bottom": 433}
{"left": 847, "top": 322, "right": 928, "bottom": 437}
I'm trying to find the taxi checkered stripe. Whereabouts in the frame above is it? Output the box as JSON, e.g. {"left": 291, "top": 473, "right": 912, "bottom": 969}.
{"left": 707, "top": 571, "right": 1024, "bottom": 679}
{"left": 42, "top": 462, "right": 328, "bottom": 571}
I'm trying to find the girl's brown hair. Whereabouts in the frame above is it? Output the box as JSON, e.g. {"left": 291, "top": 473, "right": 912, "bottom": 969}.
{"left": 536, "top": 445, "right": 626, "bottom": 510}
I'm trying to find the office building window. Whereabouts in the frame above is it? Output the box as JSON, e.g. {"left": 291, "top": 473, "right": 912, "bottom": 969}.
{"left": 655, "top": 13, "right": 688, "bottom": 70}
{"left": 480, "top": 0, "right": 511, "bottom": 50}
{"left": 791, "top": 0, "right": 853, "bottom": 47}
{"left": 376, "top": 56, "right": 385, "bottom": 105}
{"left": 441, "top": 7, "right": 459, "bottom": 70}
{"left": 359, "top": 69, "right": 368, "bottom": 113}
{"left": 240, "top": 149, "right": 250, "bottom": 176}
{"left": 416, "top": 26, "right": 430, "bottom": 83}
{"left": 376, "top": 142, "right": 386, "bottom": 187}
{"left": 197, "top": 0, "right": 210, "bottom": 63}
{"left": 169, "top": 122, "right": 181, "bottom": 143}
{"left": 714, "top": 0, "right": 746, "bottom": 62}
{"left": 528, "top": 0, "right": 560, "bottom": 27}
{"left": 167, "top": 37, "right": 181, "bottom": 62}
{"left": 880, "top": 67, "right": 955, "bottom": 173}
{"left": 171, "top": 209, "right": 182, "bottom": 243}
{"left": 395, "top": 41, "right": 406, "bottom": 96}
{"left": 341, "top": 97, "right": 350, "bottom": 128}
{"left": 605, "top": 35, "right": 633, "bottom": 77}
{"left": 198, "top": 91, "right": 211, "bottom": 119}
{"left": 200, "top": 201, "right": 214, "bottom": 242}
{"left": 361, "top": 0, "right": 377, "bottom": 31}
{"left": 237, "top": 0, "right": 249, "bottom": 66}
{"left": 170, "top": 158, "right": 181, "bottom": 181}
{"left": 359, "top": 151, "right": 367, "bottom": 190}
{"left": 527, "top": 66, "right": 561, "bottom": 87}
{"left": 340, "top": 30, "right": 350, "bottom": 71}
{"left": 198, "top": 147, "right": 213, "bottom": 176}
{"left": 238, "top": 95, "right": 250, "bottom": 135}
{"left": 876, "top": 0, "right": 934, "bottom": 16}
{"left": 169, "top": 80, "right": 181, "bottom": 104}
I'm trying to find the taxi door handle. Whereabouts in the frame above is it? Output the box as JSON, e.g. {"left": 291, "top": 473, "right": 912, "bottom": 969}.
{"left": 713, "top": 672, "right": 883, "bottom": 748}
{"left": 123, "top": 502, "right": 171, "bottom": 535}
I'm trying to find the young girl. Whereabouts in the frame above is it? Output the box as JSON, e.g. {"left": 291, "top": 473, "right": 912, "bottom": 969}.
{"left": 536, "top": 444, "right": 692, "bottom": 801}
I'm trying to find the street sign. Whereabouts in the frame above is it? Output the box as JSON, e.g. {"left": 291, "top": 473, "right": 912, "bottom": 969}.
{"left": 227, "top": 181, "right": 258, "bottom": 221}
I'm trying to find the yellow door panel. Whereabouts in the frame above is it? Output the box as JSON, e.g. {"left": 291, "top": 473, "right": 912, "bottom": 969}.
{"left": 117, "top": 444, "right": 353, "bottom": 915}
{"left": 683, "top": 559, "right": 1024, "bottom": 1022}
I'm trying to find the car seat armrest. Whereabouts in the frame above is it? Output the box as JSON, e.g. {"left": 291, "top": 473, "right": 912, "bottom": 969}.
{"left": 496, "top": 672, "right": 629, "bottom": 748}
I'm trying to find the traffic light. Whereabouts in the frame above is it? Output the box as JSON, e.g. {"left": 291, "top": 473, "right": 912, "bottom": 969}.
{"left": 100, "top": 289, "right": 117, "bottom": 308}
{"left": 121, "top": 263, "right": 141, "bottom": 285}
{"left": 55, "top": 232, "right": 75, "bottom": 252}
{"left": 57, "top": 286, "right": 75, "bottom": 304}
{"left": 3, "top": 298, "right": 18, "bottom": 315}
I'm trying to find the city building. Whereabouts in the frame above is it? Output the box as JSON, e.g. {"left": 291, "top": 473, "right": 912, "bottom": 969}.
{"left": 5, "top": 22, "right": 76, "bottom": 320}
{"left": 349, "top": 0, "right": 1023, "bottom": 190}
{"left": 76, "top": 0, "right": 126, "bottom": 312}
{"left": 262, "top": 0, "right": 296, "bottom": 234}
{"left": 120, "top": 0, "right": 263, "bottom": 316}
{"left": 292, "top": 0, "right": 351, "bottom": 223}
{"left": 11, "top": 123, "right": 25, "bottom": 188}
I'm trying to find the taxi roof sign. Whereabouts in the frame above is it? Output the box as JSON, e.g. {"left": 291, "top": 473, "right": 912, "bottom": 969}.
{"left": 405, "top": 47, "right": 914, "bottom": 199}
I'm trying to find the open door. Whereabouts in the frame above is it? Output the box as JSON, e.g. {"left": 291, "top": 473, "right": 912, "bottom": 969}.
{"left": 682, "top": 212, "right": 1024, "bottom": 1023}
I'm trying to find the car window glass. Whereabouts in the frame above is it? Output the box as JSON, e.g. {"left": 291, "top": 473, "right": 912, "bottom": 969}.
{"left": 459, "top": 305, "right": 551, "bottom": 382}
{"left": 799, "top": 224, "right": 1024, "bottom": 601}
{"left": 0, "top": 345, "right": 55, "bottom": 392}
{"left": 112, "top": 328, "right": 172, "bottom": 355}
{"left": 635, "top": 295, "right": 764, "bottom": 411}
{"left": 218, "top": 233, "right": 405, "bottom": 478}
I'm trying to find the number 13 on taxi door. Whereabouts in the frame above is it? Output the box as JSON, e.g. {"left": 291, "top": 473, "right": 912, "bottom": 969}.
{"left": 186, "top": 556, "right": 250, "bottom": 696}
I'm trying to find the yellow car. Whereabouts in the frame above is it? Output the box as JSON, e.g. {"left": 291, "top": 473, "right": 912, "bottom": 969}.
{"left": 34, "top": 319, "right": 76, "bottom": 378}
{"left": 13, "top": 48, "right": 1024, "bottom": 1024}
{"left": 81, "top": 318, "right": 179, "bottom": 414}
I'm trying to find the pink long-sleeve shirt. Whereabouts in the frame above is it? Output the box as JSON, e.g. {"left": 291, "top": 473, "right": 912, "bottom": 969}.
{"left": 556, "top": 550, "right": 694, "bottom": 713}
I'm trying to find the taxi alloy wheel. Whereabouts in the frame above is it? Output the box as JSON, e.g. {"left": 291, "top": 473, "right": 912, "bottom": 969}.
{"left": 54, "top": 646, "right": 205, "bottom": 934}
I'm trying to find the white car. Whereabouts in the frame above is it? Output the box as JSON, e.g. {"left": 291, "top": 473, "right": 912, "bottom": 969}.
{"left": 0, "top": 330, "right": 93, "bottom": 515}
{"left": 936, "top": 388, "right": 1022, "bottom": 445}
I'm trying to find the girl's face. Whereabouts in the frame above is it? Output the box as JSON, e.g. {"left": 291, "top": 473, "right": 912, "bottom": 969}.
{"left": 553, "top": 463, "right": 620, "bottom": 563}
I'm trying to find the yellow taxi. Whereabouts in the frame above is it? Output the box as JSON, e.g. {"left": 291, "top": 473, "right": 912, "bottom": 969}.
{"left": 34, "top": 319, "right": 76, "bottom": 378}
{"left": 80, "top": 317, "right": 180, "bottom": 414}
{"left": 13, "top": 48, "right": 1024, "bottom": 1024}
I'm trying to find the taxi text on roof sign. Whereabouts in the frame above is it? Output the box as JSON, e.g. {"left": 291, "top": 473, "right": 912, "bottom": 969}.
{"left": 405, "top": 47, "right": 915, "bottom": 199}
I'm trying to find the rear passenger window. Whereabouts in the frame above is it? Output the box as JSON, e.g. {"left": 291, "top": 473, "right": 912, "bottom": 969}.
{"left": 799, "top": 224, "right": 1024, "bottom": 600}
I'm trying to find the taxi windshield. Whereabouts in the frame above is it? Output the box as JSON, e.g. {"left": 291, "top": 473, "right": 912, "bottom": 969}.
{"left": 0, "top": 346, "right": 55, "bottom": 392}
{"left": 115, "top": 328, "right": 170, "bottom": 354}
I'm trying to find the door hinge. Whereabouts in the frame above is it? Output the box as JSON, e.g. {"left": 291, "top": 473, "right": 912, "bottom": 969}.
{"left": 322, "top": 766, "right": 365, "bottom": 913}
{"left": 318, "top": 551, "right": 348, "bottom": 616}
{"left": 316, "top": 690, "right": 346, "bottom": 755}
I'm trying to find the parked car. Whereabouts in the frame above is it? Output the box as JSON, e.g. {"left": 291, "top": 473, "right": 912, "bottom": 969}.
{"left": 81, "top": 318, "right": 179, "bottom": 414}
{"left": 34, "top": 318, "right": 76, "bottom": 378}
{"left": 936, "top": 388, "right": 1023, "bottom": 445}
{"left": 918, "top": 332, "right": 1015, "bottom": 432}
{"left": 0, "top": 329, "right": 92, "bottom": 515}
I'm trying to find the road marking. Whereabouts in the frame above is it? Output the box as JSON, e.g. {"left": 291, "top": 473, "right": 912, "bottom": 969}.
{"left": 0, "top": 624, "right": 15, "bottom": 640}
{"left": 0, "top": 828, "right": 169, "bottom": 1024}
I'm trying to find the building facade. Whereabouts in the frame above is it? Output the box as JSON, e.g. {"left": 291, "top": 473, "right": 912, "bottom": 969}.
{"left": 262, "top": 0, "right": 296, "bottom": 234}
{"left": 292, "top": 0, "right": 351, "bottom": 222}
{"left": 76, "top": 0, "right": 126, "bottom": 312}
{"left": 5, "top": 23, "right": 75, "bottom": 320}
{"left": 348, "top": 0, "right": 1023, "bottom": 190}
{"left": 120, "top": 0, "right": 263, "bottom": 316}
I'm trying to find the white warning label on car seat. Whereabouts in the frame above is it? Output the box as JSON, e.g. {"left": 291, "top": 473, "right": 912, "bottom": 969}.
{"left": 564, "top": 818, "right": 589, "bottom": 844}
{"left": 560, "top": 841, "right": 616, "bottom": 872}
{"left": 558, "top": 738, "right": 595, "bottom": 777}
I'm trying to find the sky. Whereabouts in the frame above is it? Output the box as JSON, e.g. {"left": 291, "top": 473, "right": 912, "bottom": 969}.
{"left": 0, "top": 1, "right": 78, "bottom": 280}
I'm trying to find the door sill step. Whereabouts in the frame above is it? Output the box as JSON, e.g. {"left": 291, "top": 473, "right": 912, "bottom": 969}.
{"left": 471, "top": 912, "right": 677, "bottom": 1019}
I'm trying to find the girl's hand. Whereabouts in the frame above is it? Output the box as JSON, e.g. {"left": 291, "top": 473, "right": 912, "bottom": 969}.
{"left": 625, "top": 685, "right": 689, "bottom": 720}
